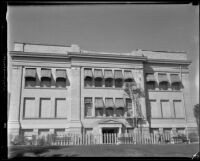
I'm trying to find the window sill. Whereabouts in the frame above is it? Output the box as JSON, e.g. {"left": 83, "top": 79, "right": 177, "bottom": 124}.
{"left": 24, "top": 87, "right": 67, "bottom": 89}
{"left": 84, "top": 87, "right": 123, "bottom": 90}
{"left": 151, "top": 118, "right": 185, "bottom": 119}
{"left": 22, "top": 118, "right": 67, "bottom": 120}
{"left": 148, "top": 90, "right": 182, "bottom": 92}
{"left": 84, "top": 116, "right": 127, "bottom": 119}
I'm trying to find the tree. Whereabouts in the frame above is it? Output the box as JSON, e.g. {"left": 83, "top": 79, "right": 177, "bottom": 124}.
{"left": 193, "top": 104, "right": 199, "bottom": 135}
{"left": 123, "top": 81, "right": 145, "bottom": 130}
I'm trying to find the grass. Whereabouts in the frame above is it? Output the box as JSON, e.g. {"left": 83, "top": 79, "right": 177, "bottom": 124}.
{"left": 8, "top": 143, "right": 199, "bottom": 158}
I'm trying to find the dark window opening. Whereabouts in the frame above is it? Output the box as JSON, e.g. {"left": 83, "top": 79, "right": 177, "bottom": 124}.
{"left": 147, "top": 82, "right": 156, "bottom": 90}
{"left": 172, "top": 82, "right": 181, "bottom": 90}
{"left": 84, "top": 77, "right": 93, "bottom": 87}
{"left": 106, "top": 108, "right": 114, "bottom": 117}
{"left": 116, "top": 108, "right": 124, "bottom": 117}
{"left": 41, "top": 77, "right": 51, "bottom": 87}
{"left": 159, "top": 82, "right": 168, "bottom": 90}
{"left": 56, "top": 78, "right": 66, "bottom": 88}
{"left": 25, "top": 77, "right": 36, "bottom": 87}
{"left": 95, "top": 78, "right": 103, "bottom": 87}
{"left": 115, "top": 79, "right": 123, "bottom": 88}
{"left": 95, "top": 108, "right": 104, "bottom": 117}
{"left": 84, "top": 98, "right": 92, "bottom": 117}
{"left": 105, "top": 78, "right": 113, "bottom": 87}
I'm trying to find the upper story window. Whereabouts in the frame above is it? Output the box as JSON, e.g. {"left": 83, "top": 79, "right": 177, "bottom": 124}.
{"left": 84, "top": 68, "right": 93, "bottom": 87}
{"left": 115, "top": 98, "right": 125, "bottom": 117}
{"left": 124, "top": 71, "right": 134, "bottom": 84}
{"left": 41, "top": 68, "right": 51, "bottom": 87}
{"left": 114, "top": 70, "right": 123, "bottom": 88}
{"left": 94, "top": 69, "right": 103, "bottom": 87}
{"left": 126, "top": 98, "right": 132, "bottom": 117}
{"left": 56, "top": 69, "right": 66, "bottom": 88}
{"left": 104, "top": 70, "right": 113, "bottom": 87}
{"left": 84, "top": 97, "right": 93, "bottom": 117}
{"left": 146, "top": 73, "right": 156, "bottom": 90}
{"left": 170, "top": 74, "right": 182, "bottom": 90}
{"left": 25, "top": 68, "right": 37, "bottom": 87}
{"left": 158, "top": 73, "right": 169, "bottom": 90}
{"left": 105, "top": 98, "right": 114, "bottom": 117}
{"left": 95, "top": 97, "right": 104, "bottom": 117}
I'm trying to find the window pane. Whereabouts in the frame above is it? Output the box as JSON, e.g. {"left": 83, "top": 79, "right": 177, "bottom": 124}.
{"left": 161, "top": 100, "right": 171, "bottom": 118}
{"left": 105, "top": 78, "right": 113, "bottom": 87}
{"left": 115, "top": 79, "right": 123, "bottom": 88}
{"left": 95, "top": 108, "right": 103, "bottom": 116}
{"left": 85, "top": 77, "right": 93, "bottom": 87}
{"left": 95, "top": 78, "right": 103, "bottom": 87}
{"left": 150, "top": 100, "right": 161, "bottom": 118}
{"left": 25, "top": 77, "right": 36, "bottom": 87}
{"left": 106, "top": 108, "right": 114, "bottom": 117}
{"left": 41, "top": 77, "right": 51, "bottom": 87}
{"left": 56, "top": 99, "right": 67, "bottom": 118}
{"left": 85, "top": 98, "right": 92, "bottom": 117}
{"left": 40, "top": 98, "right": 54, "bottom": 118}
{"left": 56, "top": 78, "right": 66, "bottom": 88}
{"left": 116, "top": 108, "right": 124, "bottom": 117}
{"left": 159, "top": 82, "right": 168, "bottom": 90}
{"left": 174, "top": 100, "right": 184, "bottom": 118}
{"left": 24, "top": 98, "right": 38, "bottom": 118}
{"left": 147, "top": 82, "right": 156, "bottom": 90}
{"left": 172, "top": 83, "right": 181, "bottom": 90}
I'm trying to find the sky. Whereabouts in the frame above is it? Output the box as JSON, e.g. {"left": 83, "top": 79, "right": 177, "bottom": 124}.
{"left": 7, "top": 4, "right": 199, "bottom": 104}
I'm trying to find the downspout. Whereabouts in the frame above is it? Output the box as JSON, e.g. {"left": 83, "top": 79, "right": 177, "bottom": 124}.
{"left": 80, "top": 66, "right": 84, "bottom": 135}
{"left": 180, "top": 65, "right": 188, "bottom": 139}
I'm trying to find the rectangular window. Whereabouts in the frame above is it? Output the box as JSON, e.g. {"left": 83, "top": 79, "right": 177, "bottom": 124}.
{"left": 24, "top": 98, "right": 38, "bottom": 118}
{"left": 23, "top": 129, "right": 33, "bottom": 138}
{"left": 85, "top": 97, "right": 93, "bottom": 117}
{"left": 38, "top": 129, "right": 49, "bottom": 137}
{"left": 56, "top": 98, "right": 67, "bottom": 118}
{"left": 176, "top": 128, "right": 185, "bottom": 135}
{"left": 173, "top": 100, "right": 184, "bottom": 118}
{"left": 40, "top": 98, "right": 54, "bottom": 118}
{"left": 126, "top": 98, "right": 132, "bottom": 117}
{"left": 150, "top": 100, "right": 162, "bottom": 118}
{"left": 55, "top": 129, "right": 65, "bottom": 135}
{"left": 161, "top": 100, "right": 171, "bottom": 118}
{"left": 150, "top": 128, "right": 159, "bottom": 134}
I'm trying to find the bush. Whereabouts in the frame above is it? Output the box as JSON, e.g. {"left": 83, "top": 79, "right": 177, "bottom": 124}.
{"left": 188, "top": 132, "right": 199, "bottom": 142}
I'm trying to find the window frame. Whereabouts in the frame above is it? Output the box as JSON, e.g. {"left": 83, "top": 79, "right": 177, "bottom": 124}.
{"left": 84, "top": 97, "right": 93, "bottom": 117}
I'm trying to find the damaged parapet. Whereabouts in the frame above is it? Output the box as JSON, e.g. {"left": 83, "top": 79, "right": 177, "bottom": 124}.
{"left": 13, "top": 43, "right": 80, "bottom": 54}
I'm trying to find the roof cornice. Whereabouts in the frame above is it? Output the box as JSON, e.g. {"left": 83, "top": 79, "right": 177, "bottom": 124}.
{"left": 146, "top": 59, "right": 192, "bottom": 65}
{"left": 68, "top": 52, "right": 147, "bottom": 61}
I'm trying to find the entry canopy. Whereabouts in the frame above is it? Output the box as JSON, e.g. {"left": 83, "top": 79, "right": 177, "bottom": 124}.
{"left": 25, "top": 68, "right": 36, "bottom": 78}
{"left": 41, "top": 68, "right": 51, "bottom": 78}
{"left": 158, "top": 73, "right": 168, "bottom": 83}
{"left": 84, "top": 68, "right": 93, "bottom": 78}
{"left": 114, "top": 70, "right": 123, "bottom": 79}
{"left": 115, "top": 98, "right": 125, "bottom": 108}
{"left": 124, "top": 71, "right": 133, "bottom": 80}
{"left": 95, "top": 98, "right": 104, "bottom": 108}
{"left": 94, "top": 69, "right": 103, "bottom": 78}
{"left": 146, "top": 73, "right": 156, "bottom": 82}
{"left": 170, "top": 74, "right": 181, "bottom": 84}
{"left": 56, "top": 69, "right": 66, "bottom": 79}
{"left": 104, "top": 70, "right": 113, "bottom": 79}
{"left": 105, "top": 98, "right": 114, "bottom": 108}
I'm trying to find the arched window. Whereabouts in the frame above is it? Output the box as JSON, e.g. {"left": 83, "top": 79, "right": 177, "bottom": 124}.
{"left": 159, "top": 82, "right": 168, "bottom": 90}
{"left": 116, "top": 107, "right": 124, "bottom": 117}
{"left": 95, "top": 78, "right": 103, "bottom": 87}
{"left": 56, "top": 78, "right": 66, "bottom": 88}
{"left": 171, "top": 82, "right": 181, "bottom": 90}
{"left": 25, "top": 77, "right": 36, "bottom": 87}
{"left": 106, "top": 107, "right": 114, "bottom": 117}
{"left": 41, "top": 77, "right": 51, "bottom": 87}
{"left": 105, "top": 78, "right": 113, "bottom": 87}
{"left": 115, "top": 79, "right": 123, "bottom": 88}
{"left": 84, "top": 77, "right": 93, "bottom": 87}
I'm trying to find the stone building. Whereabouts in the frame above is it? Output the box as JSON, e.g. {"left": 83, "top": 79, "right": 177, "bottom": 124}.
{"left": 8, "top": 42, "right": 197, "bottom": 139}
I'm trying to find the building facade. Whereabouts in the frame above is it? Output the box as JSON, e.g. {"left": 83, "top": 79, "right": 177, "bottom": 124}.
{"left": 8, "top": 43, "right": 197, "bottom": 139}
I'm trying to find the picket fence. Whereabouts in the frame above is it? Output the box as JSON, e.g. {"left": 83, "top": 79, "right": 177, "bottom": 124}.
{"left": 26, "top": 132, "right": 184, "bottom": 146}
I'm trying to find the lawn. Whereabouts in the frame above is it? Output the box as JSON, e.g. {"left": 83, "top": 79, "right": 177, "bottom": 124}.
{"left": 8, "top": 143, "right": 199, "bottom": 158}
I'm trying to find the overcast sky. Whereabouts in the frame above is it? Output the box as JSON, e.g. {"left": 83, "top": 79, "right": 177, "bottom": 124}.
{"left": 7, "top": 4, "right": 199, "bottom": 104}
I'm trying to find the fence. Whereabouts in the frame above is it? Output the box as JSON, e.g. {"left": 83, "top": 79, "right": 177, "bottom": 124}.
{"left": 10, "top": 132, "right": 190, "bottom": 146}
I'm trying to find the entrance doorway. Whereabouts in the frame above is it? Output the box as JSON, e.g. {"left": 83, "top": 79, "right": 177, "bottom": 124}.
{"left": 102, "top": 128, "right": 118, "bottom": 143}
